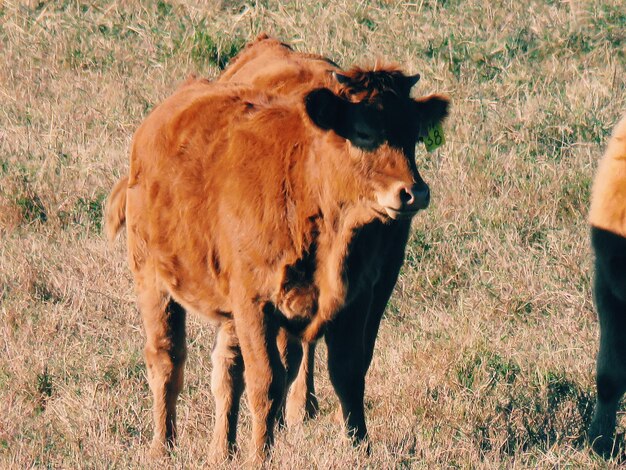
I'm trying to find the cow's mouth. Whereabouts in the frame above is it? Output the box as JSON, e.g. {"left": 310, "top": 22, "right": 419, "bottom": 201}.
{"left": 383, "top": 207, "right": 421, "bottom": 220}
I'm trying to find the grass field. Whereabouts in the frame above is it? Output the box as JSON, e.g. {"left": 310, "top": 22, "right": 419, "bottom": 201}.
{"left": 1, "top": 0, "right": 625, "bottom": 468}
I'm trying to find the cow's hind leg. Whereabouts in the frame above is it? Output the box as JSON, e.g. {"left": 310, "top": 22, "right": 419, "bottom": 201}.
{"left": 210, "top": 319, "right": 245, "bottom": 462}
{"left": 234, "top": 301, "right": 286, "bottom": 463}
{"left": 138, "top": 286, "right": 187, "bottom": 456}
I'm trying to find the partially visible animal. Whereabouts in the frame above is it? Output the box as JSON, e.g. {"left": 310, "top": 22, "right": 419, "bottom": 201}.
{"left": 216, "top": 34, "right": 441, "bottom": 433}
{"left": 105, "top": 76, "right": 449, "bottom": 462}
{"left": 588, "top": 113, "right": 626, "bottom": 457}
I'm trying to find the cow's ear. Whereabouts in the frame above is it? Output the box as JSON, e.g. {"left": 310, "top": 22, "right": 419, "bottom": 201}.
{"left": 412, "top": 94, "right": 450, "bottom": 125}
{"left": 333, "top": 72, "right": 352, "bottom": 87}
{"left": 305, "top": 88, "right": 345, "bottom": 130}
{"left": 400, "top": 73, "right": 420, "bottom": 92}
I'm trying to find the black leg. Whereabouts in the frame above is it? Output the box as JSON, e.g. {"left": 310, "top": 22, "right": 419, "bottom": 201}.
{"left": 325, "top": 292, "right": 372, "bottom": 443}
{"left": 589, "top": 263, "right": 626, "bottom": 457}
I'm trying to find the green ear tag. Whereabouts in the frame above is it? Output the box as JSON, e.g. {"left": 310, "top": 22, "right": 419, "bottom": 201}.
{"left": 424, "top": 122, "right": 445, "bottom": 152}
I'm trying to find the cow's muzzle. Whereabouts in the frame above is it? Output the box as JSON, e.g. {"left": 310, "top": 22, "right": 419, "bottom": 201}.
{"left": 378, "top": 182, "right": 430, "bottom": 220}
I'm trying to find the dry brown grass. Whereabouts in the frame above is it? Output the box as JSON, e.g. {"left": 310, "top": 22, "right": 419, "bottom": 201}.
{"left": 1, "top": 0, "right": 625, "bottom": 467}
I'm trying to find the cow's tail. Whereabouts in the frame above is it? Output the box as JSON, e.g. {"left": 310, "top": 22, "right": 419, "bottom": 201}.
{"left": 104, "top": 175, "right": 128, "bottom": 243}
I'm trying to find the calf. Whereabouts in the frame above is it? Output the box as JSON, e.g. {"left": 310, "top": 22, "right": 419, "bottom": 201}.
{"left": 106, "top": 52, "right": 449, "bottom": 463}
{"left": 216, "top": 34, "right": 444, "bottom": 436}
{"left": 588, "top": 113, "right": 626, "bottom": 457}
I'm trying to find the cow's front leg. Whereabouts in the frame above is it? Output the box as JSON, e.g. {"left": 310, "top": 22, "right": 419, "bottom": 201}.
{"left": 325, "top": 291, "right": 372, "bottom": 445}
{"left": 362, "top": 224, "right": 410, "bottom": 375}
{"left": 234, "top": 301, "right": 286, "bottom": 463}
{"left": 210, "top": 319, "right": 244, "bottom": 462}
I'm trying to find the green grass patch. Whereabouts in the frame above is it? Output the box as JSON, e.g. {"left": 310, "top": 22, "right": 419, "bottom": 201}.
{"left": 16, "top": 193, "right": 47, "bottom": 225}
{"left": 191, "top": 28, "right": 246, "bottom": 70}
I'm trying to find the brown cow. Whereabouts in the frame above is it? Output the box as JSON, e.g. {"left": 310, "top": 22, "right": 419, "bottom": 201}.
{"left": 216, "top": 34, "right": 441, "bottom": 432}
{"left": 105, "top": 46, "right": 449, "bottom": 463}
{"left": 588, "top": 113, "right": 626, "bottom": 457}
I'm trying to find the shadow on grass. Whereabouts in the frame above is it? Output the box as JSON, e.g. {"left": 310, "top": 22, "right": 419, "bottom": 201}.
{"left": 450, "top": 364, "right": 624, "bottom": 462}
{"left": 483, "top": 372, "right": 594, "bottom": 454}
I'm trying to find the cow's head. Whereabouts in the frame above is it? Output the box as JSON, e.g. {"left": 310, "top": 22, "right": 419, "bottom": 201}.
{"left": 304, "top": 79, "right": 449, "bottom": 220}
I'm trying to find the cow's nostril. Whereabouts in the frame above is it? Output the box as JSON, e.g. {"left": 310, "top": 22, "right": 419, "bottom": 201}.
{"left": 399, "top": 187, "right": 415, "bottom": 205}
{"left": 405, "top": 184, "right": 430, "bottom": 210}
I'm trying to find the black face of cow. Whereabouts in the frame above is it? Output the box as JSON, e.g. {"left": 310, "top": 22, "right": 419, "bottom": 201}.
{"left": 375, "top": 90, "right": 449, "bottom": 151}
{"left": 332, "top": 69, "right": 447, "bottom": 153}
{"left": 305, "top": 87, "right": 449, "bottom": 156}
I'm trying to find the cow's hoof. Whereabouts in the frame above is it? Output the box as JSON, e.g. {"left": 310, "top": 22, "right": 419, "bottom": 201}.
{"left": 209, "top": 451, "right": 229, "bottom": 466}
{"left": 285, "top": 392, "right": 319, "bottom": 426}
{"left": 357, "top": 438, "right": 372, "bottom": 456}
{"left": 305, "top": 394, "right": 319, "bottom": 420}
{"left": 148, "top": 440, "right": 169, "bottom": 459}
{"left": 209, "top": 439, "right": 233, "bottom": 465}
{"left": 245, "top": 447, "right": 267, "bottom": 469}
{"left": 589, "top": 430, "right": 616, "bottom": 458}
{"left": 284, "top": 407, "right": 303, "bottom": 428}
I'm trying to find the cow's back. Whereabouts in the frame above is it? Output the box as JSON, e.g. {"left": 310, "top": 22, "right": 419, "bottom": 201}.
{"left": 219, "top": 35, "right": 337, "bottom": 94}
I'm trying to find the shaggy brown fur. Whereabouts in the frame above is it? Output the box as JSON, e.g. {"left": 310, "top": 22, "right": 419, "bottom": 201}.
{"left": 106, "top": 37, "right": 449, "bottom": 462}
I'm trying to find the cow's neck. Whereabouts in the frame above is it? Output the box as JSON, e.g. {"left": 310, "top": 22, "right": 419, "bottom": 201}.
{"left": 297, "top": 139, "right": 380, "bottom": 332}
{"left": 307, "top": 139, "right": 377, "bottom": 231}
